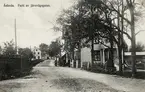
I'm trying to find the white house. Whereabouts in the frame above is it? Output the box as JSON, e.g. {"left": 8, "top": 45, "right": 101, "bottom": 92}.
{"left": 79, "top": 37, "right": 119, "bottom": 70}
{"left": 32, "top": 47, "right": 42, "bottom": 60}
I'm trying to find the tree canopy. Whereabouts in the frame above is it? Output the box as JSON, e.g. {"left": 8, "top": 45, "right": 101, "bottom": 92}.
{"left": 19, "top": 48, "right": 33, "bottom": 59}
{"left": 48, "top": 40, "right": 61, "bottom": 57}
{"left": 3, "top": 40, "right": 16, "bottom": 55}
{"left": 56, "top": 0, "right": 145, "bottom": 76}
{"left": 39, "top": 43, "right": 49, "bottom": 57}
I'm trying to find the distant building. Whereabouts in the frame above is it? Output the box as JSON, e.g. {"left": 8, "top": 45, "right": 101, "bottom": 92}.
{"left": 32, "top": 47, "right": 41, "bottom": 60}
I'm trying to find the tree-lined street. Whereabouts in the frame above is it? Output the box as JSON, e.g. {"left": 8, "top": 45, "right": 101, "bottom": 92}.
{"left": 0, "top": 60, "right": 145, "bottom": 92}
{"left": 1, "top": 0, "right": 145, "bottom": 92}
{"left": 56, "top": 0, "right": 145, "bottom": 76}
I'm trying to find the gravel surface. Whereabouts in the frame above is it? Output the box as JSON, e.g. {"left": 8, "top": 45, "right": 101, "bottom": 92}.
{"left": 0, "top": 60, "right": 144, "bottom": 92}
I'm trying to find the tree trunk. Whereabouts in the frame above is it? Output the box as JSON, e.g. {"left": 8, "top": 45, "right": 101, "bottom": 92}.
{"left": 91, "top": 36, "right": 94, "bottom": 68}
{"left": 110, "top": 36, "right": 114, "bottom": 68}
{"left": 78, "top": 42, "right": 81, "bottom": 68}
{"left": 91, "top": 6, "right": 94, "bottom": 69}
{"left": 118, "top": 46, "right": 123, "bottom": 75}
{"left": 117, "top": 5, "right": 123, "bottom": 74}
{"left": 118, "top": 0, "right": 124, "bottom": 75}
{"left": 130, "top": 6, "right": 136, "bottom": 77}
{"left": 71, "top": 47, "right": 75, "bottom": 68}
{"left": 107, "top": 35, "right": 115, "bottom": 72}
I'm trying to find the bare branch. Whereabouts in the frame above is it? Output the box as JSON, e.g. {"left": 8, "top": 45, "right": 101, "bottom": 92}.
{"left": 98, "top": 40, "right": 111, "bottom": 48}
{"left": 135, "top": 30, "right": 145, "bottom": 36}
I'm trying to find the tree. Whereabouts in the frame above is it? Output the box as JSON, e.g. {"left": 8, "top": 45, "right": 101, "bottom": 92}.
{"left": 39, "top": 43, "right": 49, "bottom": 57}
{"left": 57, "top": 0, "right": 144, "bottom": 75}
{"left": 0, "top": 46, "right": 2, "bottom": 55}
{"left": 3, "top": 40, "right": 16, "bottom": 55}
{"left": 104, "top": 0, "right": 143, "bottom": 76}
{"left": 74, "top": 0, "right": 119, "bottom": 70}
{"left": 57, "top": 0, "right": 118, "bottom": 70}
{"left": 18, "top": 48, "right": 33, "bottom": 59}
{"left": 57, "top": 8, "right": 85, "bottom": 65}
{"left": 48, "top": 40, "right": 61, "bottom": 58}
{"left": 125, "top": 0, "right": 136, "bottom": 77}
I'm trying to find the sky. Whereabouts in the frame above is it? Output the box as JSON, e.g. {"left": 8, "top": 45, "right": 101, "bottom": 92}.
{"left": 0, "top": 0, "right": 74, "bottom": 48}
{"left": 0, "top": 0, "right": 145, "bottom": 48}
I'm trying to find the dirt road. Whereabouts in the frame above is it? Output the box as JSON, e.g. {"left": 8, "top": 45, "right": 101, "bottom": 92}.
{"left": 0, "top": 60, "right": 145, "bottom": 92}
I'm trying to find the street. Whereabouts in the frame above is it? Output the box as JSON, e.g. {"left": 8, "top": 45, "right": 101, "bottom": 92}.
{"left": 0, "top": 60, "right": 145, "bottom": 92}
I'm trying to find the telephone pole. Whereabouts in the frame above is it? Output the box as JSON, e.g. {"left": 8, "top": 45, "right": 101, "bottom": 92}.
{"left": 14, "top": 19, "right": 18, "bottom": 55}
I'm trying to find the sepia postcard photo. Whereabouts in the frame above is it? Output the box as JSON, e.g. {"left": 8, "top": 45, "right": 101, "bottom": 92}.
{"left": 0, "top": 0, "right": 145, "bottom": 92}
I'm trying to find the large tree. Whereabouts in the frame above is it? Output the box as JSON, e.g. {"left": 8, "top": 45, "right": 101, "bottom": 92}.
{"left": 57, "top": 0, "right": 143, "bottom": 75}
{"left": 3, "top": 40, "right": 16, "bottom": 55}
{"left": 57, "top": 0, "right": 118, "bottom": 70}
{"left": 48, "top": 40, "right": 61, "bottom": 58}
{"left": 39, "top": 43, "right": 49, "bottom": 57}
{"left": 18, "top": 48, "right": 33, "bottom": 59}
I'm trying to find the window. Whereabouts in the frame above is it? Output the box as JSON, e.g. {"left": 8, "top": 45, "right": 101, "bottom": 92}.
{"left": 94, "top": 38, "right": 99, "bottom": 44}
{"left": 38, "top": 56, "right": 40, "bottom": 59}
{"left": 94, "top": 51, "right": 100, "bottom": 61}
{"left": 38, "top": 52, "right": 39, "bottom": 54}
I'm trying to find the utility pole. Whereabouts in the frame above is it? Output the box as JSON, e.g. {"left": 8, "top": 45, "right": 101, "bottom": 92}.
{"left": 14, "top": 18, "right": 18, "bottom": 55}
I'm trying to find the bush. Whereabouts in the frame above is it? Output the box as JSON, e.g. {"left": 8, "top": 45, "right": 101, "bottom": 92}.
{"left": 91, "top": 63, "right": 106, "bottom": 73}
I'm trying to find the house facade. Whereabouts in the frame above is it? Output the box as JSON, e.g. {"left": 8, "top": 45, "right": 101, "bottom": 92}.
{"left": 32, "top": 47, "right": 42, "bottom": 60}
{"left": 80, "top": 43, "right": 118, "bottom": 69}
{"left": 62, "top": 27, "right": 120, "bottom": 70}
{"left": 65, "top": 36, "right": 121, "bottom": 71}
